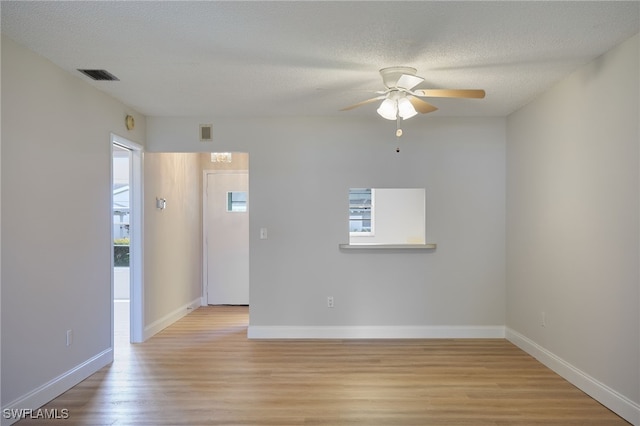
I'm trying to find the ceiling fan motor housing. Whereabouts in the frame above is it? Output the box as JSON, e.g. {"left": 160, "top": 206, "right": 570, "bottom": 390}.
{"left": 380, "top": 66, "right": 417, "bottom": 88}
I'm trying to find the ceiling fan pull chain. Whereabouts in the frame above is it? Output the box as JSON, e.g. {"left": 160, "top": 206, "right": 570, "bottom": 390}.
{"left": 395, "top": 117, "right": 402, "bottom": 153}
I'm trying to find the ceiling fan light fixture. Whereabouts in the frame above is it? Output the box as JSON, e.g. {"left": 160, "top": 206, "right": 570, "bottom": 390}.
{"left": 340, "top": 66, "right": 485, "bottom": 123}
{"left": 377, "top": 98, "right": 398, "bottom": 120}
{"left": 397, "top": 97, "right": 418, "bottom": 119}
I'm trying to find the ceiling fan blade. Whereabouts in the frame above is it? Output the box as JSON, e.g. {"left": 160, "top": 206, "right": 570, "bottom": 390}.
{"left": 396, "top": 74, "right": 424, "bottom": 90}
{"left": 408, "top": 96, "right": 438, "bottom": 114}
{"left": 340, "top": 96, "right": 385, "bottom": 111}
{"left": 414, "top": 89, "right": 486, "bottom": 99}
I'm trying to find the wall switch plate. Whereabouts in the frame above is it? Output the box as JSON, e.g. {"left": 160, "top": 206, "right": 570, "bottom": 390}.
{"left": 156, "top": 197, "right": 166, "bottom": 210}
{"left": 260, "top": 228, "right": 268, "bottom": 239}
{"left": 66, "top": 329, "right": 73, "bottom": 346}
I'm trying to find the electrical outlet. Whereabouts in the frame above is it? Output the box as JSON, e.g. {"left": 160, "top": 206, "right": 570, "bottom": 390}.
{"left": 327, "top": 296, "right": 334, "bottom": 308}
{"left": 66, "top": 329, "right": 73, "bottom": 346}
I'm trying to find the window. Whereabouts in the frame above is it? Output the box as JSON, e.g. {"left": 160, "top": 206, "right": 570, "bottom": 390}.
{"left": 349, "top": 188, "right": 373, "bottom": 235}
{"left": 348, "top": 188, "right": 426, "bottom": 245}
{"left": 227, "top": 191, "right": 247, "bottom": 212}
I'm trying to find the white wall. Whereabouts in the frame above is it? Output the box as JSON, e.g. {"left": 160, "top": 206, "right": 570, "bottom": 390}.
{"left": 1, "top": 37, "right": 204, "bottom": 416}
{"left": 147, "top": 115, "right": 507, "bottom": 333}
{"left": 506, "top": 33, "right": 639, "bottom": 423}
{"left": 1, "top": 35, "right": 145, "bottom": 412}
{"left": 143, "top": 153, "right": 202, "bottom": 338}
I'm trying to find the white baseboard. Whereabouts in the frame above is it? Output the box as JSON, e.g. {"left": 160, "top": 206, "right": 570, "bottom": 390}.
{"left": 506, "top": 328, "right": 640, "bottom": 425}
{"left": 1, "top": 348, "right": 113, "bottom": 426}
{"left": 143, "top": 297, "right": 201, "bottom": 341}
{"left": 248, "top": 325, "right": 505, "bottom": 339}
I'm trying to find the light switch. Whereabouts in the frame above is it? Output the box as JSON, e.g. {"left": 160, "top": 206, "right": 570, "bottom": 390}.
{"left": 260, "top": 228, "right": 268, "bottom": 239}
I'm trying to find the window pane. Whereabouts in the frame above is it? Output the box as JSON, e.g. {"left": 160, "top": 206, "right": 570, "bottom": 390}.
{"left": 227, "top": 191, "right": 247, "bottom": 212}
{"left": 349, "top": 188, "right": 372, "bottom": 233}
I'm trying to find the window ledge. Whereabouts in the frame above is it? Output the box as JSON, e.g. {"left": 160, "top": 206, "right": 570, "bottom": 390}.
{"left": 339, "top": 243, "right": 436, "bottom": 250}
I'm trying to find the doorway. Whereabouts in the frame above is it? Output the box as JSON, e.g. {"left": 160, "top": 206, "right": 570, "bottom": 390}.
{"left": 203, "top": 154, "right": 249, "bottom": 305}
{"left": 111, "top": 134, "right": 143, "bottom": 346}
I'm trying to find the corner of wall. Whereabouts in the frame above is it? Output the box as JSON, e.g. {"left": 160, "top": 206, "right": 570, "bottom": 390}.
{"left": 506, "top": 328, "right": 640, "bottom": 425}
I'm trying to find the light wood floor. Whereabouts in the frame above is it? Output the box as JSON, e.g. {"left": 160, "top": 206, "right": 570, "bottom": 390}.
{"left": 19, "top": 306, "right": 628, "bottom": 425}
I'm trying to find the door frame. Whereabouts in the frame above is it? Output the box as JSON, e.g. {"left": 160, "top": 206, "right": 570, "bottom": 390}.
{"left": 111, "top": 134, "right": 144, "bottom": 344}
{"left": 202, "top": 169, "right": 249, "bottom": 305}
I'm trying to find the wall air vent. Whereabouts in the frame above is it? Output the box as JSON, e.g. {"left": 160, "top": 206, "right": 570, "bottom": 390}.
{"left": 200, "top": 124, "right": 213, "bottom": 141}
{"left": 77, "top": 69, "right": 120, "bottom": 81}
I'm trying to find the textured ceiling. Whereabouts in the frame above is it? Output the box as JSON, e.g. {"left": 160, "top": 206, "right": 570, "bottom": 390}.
{"left": 1, "top": 1, "right": 638, "bottom": 118}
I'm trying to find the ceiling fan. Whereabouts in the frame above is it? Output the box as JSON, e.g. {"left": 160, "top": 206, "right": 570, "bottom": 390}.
{"left": 340, "top": 66, "right": 485, "bottom": 120}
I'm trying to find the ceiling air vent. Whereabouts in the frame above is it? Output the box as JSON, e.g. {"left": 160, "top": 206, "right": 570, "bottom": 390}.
{"left": 77, "top": 69, "right": 120, "bottom": 81}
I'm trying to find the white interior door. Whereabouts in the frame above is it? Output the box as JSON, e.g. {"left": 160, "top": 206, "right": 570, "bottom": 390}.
{"left": 205, "top": 172, "right": 249, "bottom": 305}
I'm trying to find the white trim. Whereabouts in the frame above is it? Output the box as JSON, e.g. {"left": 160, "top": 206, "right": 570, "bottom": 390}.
{"left": 506, "top": 328, "right": 640, "bottom": 425}
{"left": 129, "top": 142, "right": 144, "bottom": 343}
{"left": 143, "top": 298, "right": 201, "bottom": 341}
{"left": 1, "top": 349, "right": 112, "bottom": 426}
{"left": 248, "top": 325, "right": 505, "bottom": 339}
{"left": 202, "top": 171, "right": 209, "bottom": 305}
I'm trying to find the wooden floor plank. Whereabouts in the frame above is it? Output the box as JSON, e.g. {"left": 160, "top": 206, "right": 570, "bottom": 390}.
{"left": 16, "top": 306, "right": 628, "bottom": 425}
